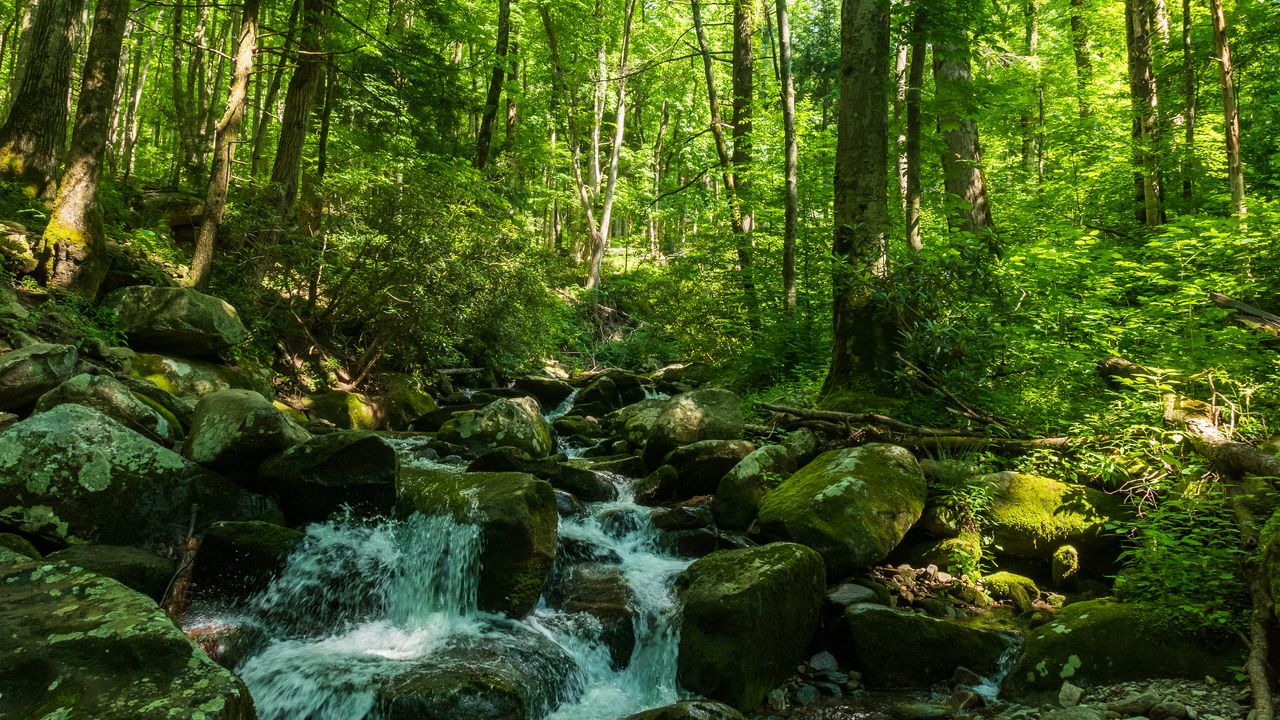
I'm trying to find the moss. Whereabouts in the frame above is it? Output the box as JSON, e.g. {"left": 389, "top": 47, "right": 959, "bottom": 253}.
{"left": 0, "top": 532, "right": 40, "bottom": 559}
{"left": 983, "top": 571, "right": 1039, "bottom": 613}
{"left": 983, "top": 472, "right": 1124, "bottom": 560}
{"left": 841, "top": 603, "right": 1015, "bottom": 687}
{"left": 1052, "top": 545, "right": 1080, "bottom": 587}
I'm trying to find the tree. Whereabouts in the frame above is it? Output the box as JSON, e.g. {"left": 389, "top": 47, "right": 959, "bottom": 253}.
{"left": 1069, "top": 0, "right": 1092, "bottom": 117}
{"left": 1126, "top": 0, "right": 1164, "bottom": 226}
{"left": 37, "top": 0, "right": 131, "bottom": 295}
{"left": 267, "top": 0, "right": 325, "bottom": 237}
{"left": 903, "top": 6, "right": 926, "bottom": 252}
{"left": 0, "top": 0, "right": 86, "bottom": 199}
{"left": 933, "top": 27, "right": 997, "bottom": 250}
{"left": 1209, "top": 0, "right": 1245, "bottom": 217}
{"left": 777, "top": 0, "right": 799, "bottom": 313}
{"left": 190, "top": 0, "right": 260, "bottom": 290}
{"left": 474, "top": 0, "right": 511, "bottom": 169}
{"left": 824, "top": 0, "right": 892, "bottom": 395}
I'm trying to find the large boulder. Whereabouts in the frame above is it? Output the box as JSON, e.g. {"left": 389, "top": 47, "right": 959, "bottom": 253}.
{"left": 36, "top": 373, "right": 181, "bottom": 444}
{"left": 983, "top": 472, "right": 1125, "bottom": 560}
{"left": 183, "top": 389, "right": 310, "bottom": 473}
{"left": 841, "top": 603, "right": 1016, "bottom": 687}
{"left": 132, "top": 352, "right": 267, "bottom": 403}
{"left": 437, "top": 397, "right": 555, "bottom": 458}
{"left": 106, "top": 285, "right": 247, "bottom": 357}
{"left": 623, "top": 701, "right": 746, "bottom": 720}
{"left": 0, "top": 551, "right": 256, "bottom": 719}
{"left": 607, "top": 398, "right": 672, "bottom": 446}
{"left": 676, "top": 542, "right": 825, "bottom": 712}
{"left": 658, "top": 439, "right": 756, "bottom": 501}
{"left": 398, "top": 465, "right": 557, "bottom": 616}
{"left": 0, "top": 342, "right": 76, "bottom": 410}
{"left": 378, "top": 373, "right": 438, "bottom": 429}
{"left": 305, "top": 390, "right": 383, "bottom": 430}
{"left": 468, "top": 446, "right": 617, "bottom": 502}
{"left": 512, "top": 375, "right": 575, "bottom": 411}
{"left": 572, "top": 372, "right": 647, "bottom": 416}
{"left": 545, "top": 562, "right": 637, "bottom": 668}
{"left": 1001, "top": 599, "right": 1243, "bottom": 702}
{"left": 756, "top": 444, "right": 926, "bottom": 578}
{"left": 0, "top": 404, "right": 279, "bottom": 548}
{"left": 43, "top": 544, "right": 174, "bottom": 601}
{"left": 257, "top": 431, "right": 399, "bottom": 524}
{"left": 643, "top": 389, "right": 744, "bottom": 468}
{"left": 712, "top": 445, "right": 797, "bottom": 530}
{"left": 193, "top": 520, "right": 305, "bottom": 601}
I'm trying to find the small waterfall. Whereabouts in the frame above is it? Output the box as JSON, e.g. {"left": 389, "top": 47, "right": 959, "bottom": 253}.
{"left": 544, "top": 388, "right": 580, "bottom": 422}
{"left": 642, "top": 385, "right": 670, "bottom": 401}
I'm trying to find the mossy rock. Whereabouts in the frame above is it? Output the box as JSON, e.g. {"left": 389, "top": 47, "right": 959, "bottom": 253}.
{"left": 132, "top": 352, "right": 267, "bottom": 403}
{"left": 983, "top": 472, "right": 1125, "bottom": 560}
{"left": 623, "top": 700, "right": 747, "bottom": 720}
{"left": 468, "top": 446, "right": 617, "bottom": 502}
{"left": 306, "top": 389, "right": 384, "bottom": 430}
{"left": 676, "top": 542, "right": 826, "bottom": 712}
{"left": 712, "top": 444, "right": 797, "bottom": 530}
{"left": 257, "top": 430, "right": 399, "bottom": 524}
{"left": 841, "top": 603, "right": 1016, "bottom": 688}
{"left": 398, "top": 465, "right": 557, "bottom": 617}
{"left": 512, "top": 375, "right": 575, "bottom": 411}
{"left": 0, "top": 553, "right": 256, "bottom": 719}
{"left": 183, "top": 389, "right": 310, "bottom": 473}
{"left": 0, "top": 342, "right": 76, "bottom": 411}
{"left": 659, "top": 439, "right": 757, "bottom": 501}
{"left": 1052, "top": 545, "right": 1081, "bottom": 588}
{"left": 44, "top": 544, "right": 174, "bottom": 602}
{"left": 0, "top": 532, "right": 39, "bottom": 559}
{"left": 604, "top": 398, "right": 671, "bottom": 446}
{"left": 193, "top": 520, "right": 305, "bottom": 601}
{"left": 983, "top": 571, "right": 1039, "bottom": 613}
{"left": 544, "top": 562, "right": 636, "bottom": 668}
{"left": 643, "top": 389, "right": 744, "bottom": 468}
{"left": 36, "top": 372, "right": 182, "bottom": 445}
{"left": 757, "top": 444, "right": 927, "bottom": 578}
{"left": 0, "top": 404, "right": 280, "bottom": 549}
{"left": 105, "top": 285, "right": 246, "bottom": 358}
{"left": 378, "top": 373, "right": 438, "bottom": 429}
{"left": 1001, "top": 599, "right": 1245, "bottom": 702}
{"left": 438, "top": 396, "right": 555, "bottom": 458}
{"left": 895, "top": 532, "right": 982, "bottom": 576}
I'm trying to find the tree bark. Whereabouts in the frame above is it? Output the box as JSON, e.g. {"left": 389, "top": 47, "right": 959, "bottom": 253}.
{"left": 190, "top": 0, "right": 259, "bottom": 290}
{"left": 1209, "top": 0, "right": 1245, "bottom": 217}
{"left": 823, "top": 0, "right": 893, "bottom": 395}
{"left": 0, "top": 0, "right": 85, "bottom": 199}
{"left": 904, "top": 7, "right": 926, "bottom": 252}
{"left": 933, "top": 32, "right": 997, "bottom": 252}
{"left": 504, "top": 39, "right": 519, "bottom": 149}
{"left": 778, "top": 0, "right": 799, "bottom": 313}
{"left": 731, "top": 0, "right": 759, "bottom": 328}
{"left": 250, "top": 0, "right": 300, "bottom": 176}
{"left": 1126, "top": 0, "right": 1164, "bottom": 226}
{"left": 1181, "top": 0, "right": 1195, "bottom": 201}
{"left": 1069, "top": 0, "right": 1092, "bottom": 118}
{"left": 473, "top": 0, "right": 510, "bottom": 169}
{"left": 649, "top": 99, "right": 668, "bottom": 257}
{"left": 37, "top": 0, "right": 130, "bottom": 296}
{"left": 1019, "top": 0, "right": 1043, "bottom": 184}
{"left": 267, "top": 0, "right": 324, "bottom": 236}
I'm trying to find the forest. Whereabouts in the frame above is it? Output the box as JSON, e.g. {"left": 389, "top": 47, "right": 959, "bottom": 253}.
{"left": 0, "top": 0, "right": 1279, "bottom": 715}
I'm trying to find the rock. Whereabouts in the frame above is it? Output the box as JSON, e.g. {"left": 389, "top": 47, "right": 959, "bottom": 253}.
{"left": 0, "top": 221, "right": 37, "bottom": 273}
{"left": 0, "top": 342, "right": 76, "bottom": 410}
{"left": 305, "top": 389, "right": 383, "bottom": 430}
{"left": 782, "top": 428, "right": 821, "bottom": 466}
{"left": 132, "top": 351, "right": 267, "bottom": 402}
{"left": 895, "top": 532, "right": 983, "bottom": 576}
{"left": 643, "top": 389, "right": 744, "bottom": 468}
{"left": 513, "top": 375, "right": 575, "bottom": 411}
{"left": 193, "top": 520, "right": 305, "bottom": 601}
{"left": 377, "top": 373, "right": 437, "bottom": 429}
{"left": 256, "top": 431, "right": 398, "bottom": 524}
{"left": 983, "top": 472, "right": 1125, "bottom": 560}
{"left": 1059, "top": 681, "right": 1085, "bottom": 708}
{"left": 0, "top": 552, "right": 256, "bottom": 719}
{"left": 35, "top": 373, "right": 181, "bottom": 444}
{"left": 652, "top": 505, "right": 714, "bottom": 530}
{"left": 43, "top": 544, "right": 174, "bottom": 601}
{"left": 756, "top": 444, "right": 927, "bottom": 578}
{"left": 468, "top": 446, "right": 617, "bottom": 502}
{"left": 840, "top": 603, "right": 1016, "bottom": 687}
{"left": 121, "top": 375, "right": 194, "bottom": 428}
{"left": 827, "top": 582, "right": 878, "bottom": 607}
{"left": 623, "top": 700, "right": 747, "bottom": 720}
{"left": 573, "top": 372, "right": 646, "bottom": 414}
{"left": 949, "top": 689, "right": 983, "bottom": 711}
{"left": 184, "top": 389, "right": 310, "bottom": 472}
{"left": 793, "top": 684, "right": 821, "bottom": 705}
{"left": 983, "top": 571, "right": 1040, "bottom": 613}
{"left": 1108, "top": 691, "right": 1161, "bottom": 716}
{"left": 658, "top": 439, "right": 756, "bottom": 500}
{"left": 890, "top": 702, "right": 952, "bottom": 720}
{"left": 1040, "top": 708, "right": 1108, "bottom": 720}
{"left": 105, "top": 285, "right": 246, "bottom": 357}
{"left": 554, "top": 414, "right": 602, "bottom": 439}
{"left": 606, "top": 398, "right": 672, "bottom": 446}
{"left": 662, "top": 527, "right": 754, "bottom": 558}
{"left": 438, "top": 396, "right": 555, "bottom": 458}
{"left": 398, "top": 465, "right": 557, "bottom": 616}
{"left": 712, "top": 444, "right": 797, "bottom": 530}
{"left": 676, "top": 542, "right": 826, "bottom": 711}
{"left": 0, "top": 532, "right": 39, "bottom": 558}
{"left": 1001, "top": 599, "right": 1244, "bottom": 702}
{"left": 1053, "top": 545, "right": 1081, "bottom": 587}
{"left": 0, "top": 404, "right": 279, "bottom": 548}
{"left": 546, "top": 562, "right": 636, "bottom": 668}
{"left": 0, "top": 285, "right": 29, "bottom": 320}
{"left": 809, "top": 650, "right": 840, "bottom": 672}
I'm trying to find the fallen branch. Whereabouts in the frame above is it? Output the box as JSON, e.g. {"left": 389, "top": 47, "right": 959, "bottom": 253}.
{"left": 162, "top": 504, "right": 200, "bottom": 623}
{"left": 895, "top": 353, "right": 1017, "bottom": 431}
{"left": 882, "top": 433, "right": 1083, "bottom": 455}
{"left": 1208, "top": 291, "right": 1280, "bottom": 337}
{"left": 1162, "top": 395, "right": 1280, "bottom": 478}
{"left": 757, "top": 402, "right": 984, "bottom": 438}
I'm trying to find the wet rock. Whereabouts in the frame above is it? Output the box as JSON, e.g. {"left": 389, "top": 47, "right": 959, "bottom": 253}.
{"left": 808, "top": 651, "right": 839, "bottom": 672}
{"left": 547, "top": 563, "right": 637, "bottom": 668}
{"left": 643, "top": 389, "right": 745, "bottom": 468}
{"left": 36, "top": 372, "right": 181, "bottom": 444}
{"left": 438, "top": 396, "right": 555, "bottom": 458}
{"left": 513, "top": 375, "right": 575, "bottom": 410}
{"left": 469, "top": 446, "right": 616, "bottom": 502}
{"left": 410, "top": 402, "right": 483, "bottom": 432}
{"left": 398, "top": 466, "right": 557, "bottom": 617}
{"left": 826, "top": 582, "right": 879, "bottom": 607}
{"left": 623, "top": 700, "right": 747, "bottom": 720}
{"left": 573, "top": 372, "right": 646, "bottom": 415}
{"left": 840, "top": 603, "right": 1015, "bottom": 688}
{"left": 662, "top": 527, "right": 754, "bottom": 557}
{"left": 0, "top": 550, "right": 256, "bottom": 719}
{"left": 756, "top": 444, "right": 927, "bottom": 578}
{"left": 658, "top": 439, "right": 756, "bottom": 500}
{"left": 257, "top": 431, "right": 398, "bottom": 524}
{"left": 0, "top": 342, "right": 76, "bottom": 410}
{"left": 1040, "top": 707, "right": 1109, "bottom": 720}
{"left": 553, "top": 414, "right": 603, "bottom": 440}
{"left": 652, "top": 505, "right": 714, "bottom": 531}
{"left": 0, "top": 404, "right": 279, "bottom": 548}
{"left": 193, "top": 520, "right": 305, "bottom": 600}
{"left": 1107, "top": 691, "right": 1162, "bottom": 716}
{"left": 793, "top": 684, "right": 820, "bottom": 705}
{"left": 676, "top": 542, "right": 826, "bottom": 711}
{"left": 184, "top": 388, "right": 310, "bottom": 473}
{"left": 555, "top": 490, "right": 583, "bottom": 516}
{"left": 105, "top": 285, "right": 246, "bottom": 357}
{"left": 890, "top": 702, "right": 953, "bottom": 720}
{"left": 130, "top": 351, "right": 265, "bottom": 403}
{"left": 983, "top": 472, "right": 1126, "bottom": 560}
{"left": 606, "top": 398, "right": 672, "bottom": 447}
{"left": 44, "top": 544, "right": 174, "bottom": 601}
{"left": 305, "top": 389, "right": 383, "bottom": 430}
{"left": 377, "top": 372, "right": 438, "bottom": 430}
{"left": 712, "top": 444, "right": 796, "bottom": 530}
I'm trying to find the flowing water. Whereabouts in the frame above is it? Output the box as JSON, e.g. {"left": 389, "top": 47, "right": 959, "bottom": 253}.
{"left": 214, "top": 450, "right": 691, "bottom": 720}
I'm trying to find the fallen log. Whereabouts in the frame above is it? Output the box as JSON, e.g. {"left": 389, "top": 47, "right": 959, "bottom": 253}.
{"left": 756, "top": 402, "right": 985, "bottom": 438}
{"left": 1162, "top": 394, "right": 1280, "bottom": 478}
{"left": 1208, "top": 291, "right": 1280, "bottom": 337}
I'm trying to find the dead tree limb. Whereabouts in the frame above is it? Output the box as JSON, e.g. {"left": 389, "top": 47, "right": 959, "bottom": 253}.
{"left": 757, "top": 402, "right": 984, "bottom": 437}
{"left": 1208, "top": 291, "right": 1280, "bottom": 337}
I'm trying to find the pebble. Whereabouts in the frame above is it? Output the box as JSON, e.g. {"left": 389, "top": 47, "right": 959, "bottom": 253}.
{"left": 1060, "top": 682, "right": 1085, "bottom": 708}
{"left": 809, "top": 651, "right": 840, "bottom": 672}
{"left": 827, "top": 582, "right": 878, "bottom": 606}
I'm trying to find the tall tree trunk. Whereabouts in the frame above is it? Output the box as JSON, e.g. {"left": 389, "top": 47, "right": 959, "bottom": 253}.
{"left": 1181, "top": 0, "right": 1195, "bottom": 201}
{"left": 1126, "top": 0, "right": 1164, "bottom": 226}
{"left": 38, "top": 0, "right": 130, "bottom": 296}
{"left": 0, "top": 0, "right": 86, "bottom": 199}
{"left": 649, "top": 98, "right": 668, "bottom": 258}
{"left": 731, "top": 0, "right": 758, "bottom": 328}
{"left": 120, "top": 11, "right": 156, "bottom": 182}
{"left": 268, "top": 0, "right": 324, "bottom": 236}
{"left": 1019, "top": 0, "right": 1043, "bottom": 184}
{"left": 933, "top": 31, "right": 997, "bottom": 251}
{"left": 778, "top": 0, "right": 799, "bottom": 313}
{"left": 904, "top": 7, "right": 926, "bottom": 253}
{"left": 473, "top": 0, "right": 510, "bottom": 169}
{"left": 1152, "top": 0, "right": 1171, "bottom": 46}
{"left": 589, "top": 42, "right": 605, "bottom": 197}
{"left": 250, "top": 0, "right": 300, "bottom": 175}
{"left": 505, "top": 39, "right": 519, "bottom": 148}
{"left": 823, "top": 0, "right": 892, "bottom": 394}
{"left": 190, "top": 0, "right": 259, "bottom": 290}
{"left": 1209, "top": 0, "right": 1244, "bottom": 217}
{"left": 1069, "top": 0, "right": 1092, "bottom": 118}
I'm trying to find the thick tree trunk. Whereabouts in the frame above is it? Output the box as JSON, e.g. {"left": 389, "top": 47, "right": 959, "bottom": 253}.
{"left": 933, "top": 33, "right": 997, "bottom": 252}
{"left": 904, "top": 7, "right": 926, "bottom": 252}
{"left": 250, "top": 0, "right": 300, "bottom": 175}
{"left": 650, "top": 99, "right": 668, "bottom": 258}
{"left": 38, "top": 0, "right": 130, "bottom": 296}
{"left": 1127, "top": 0, "right": 1164, "bottom": 226}
{"left": 1181, "top": 0, "right": 1195, "bottom": 201}
{"left": 778, "top": 0, "right": 799, "bottom": 313}
{"left": 0, "top": 0, "right": 85, "bottom": 199}
{"left": 1209, "top": 0, "right": 1245, "bottom": 217}
{"left": 190, "top": 0, "right": 259, "bottom": 290}
{"left": 823, "top": 0, "right": 892, "bottom": 394}
{"left": 1069, "top": 0, "right": 1092, "bottom": 118}
{"left": 268, "top": 0, "right": 324, "bottom": 235}
{"left": 119, "top": 12, "right": 156, "bottom": 181}
{"left": 473, "top": 0, "right": 510, "bottom": 169}
{"left": 731, "top": 0, "right": 759, "bottom": 328}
